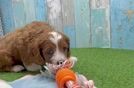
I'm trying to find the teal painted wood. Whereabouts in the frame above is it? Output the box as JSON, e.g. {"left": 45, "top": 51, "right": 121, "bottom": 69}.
{"left": 34, "top": 0, "right": 47, "bottom": 21}
{"left": 23, "top": 0, "right": 36, "bottom": 24}
{"left": 12, "top": 0, "right": 25, "bottom": 28}
{"left": 0, "top": 17, "right": 4, "bottom": 36}
{"left": 111, "top": 0, "right": 134, "bottom": 49}
{"left": 91, "top": 9, "right": 109, "bottom": 48}
{"left": 61, "top": 0, "right": 76, "bottom": 48}
{"left": 0, "top": 0, "right": 15, "bottom": 33}
{"left": 91, "top": 0, "right": 110, "bottom": 48}
{"left": 74, "top": 0, "right": 91, "bottom": 48}
{"left": 64, "top": 26, "right": 76, "bottom": 48}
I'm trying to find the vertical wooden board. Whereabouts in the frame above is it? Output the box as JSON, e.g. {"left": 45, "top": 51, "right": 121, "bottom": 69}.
{"left": 34, "top": 0, "right": 47, "bottom": 21}
{"left": 61, "top": 0, "right": 76, "bottom": 48}
{"left": 64, "top": 26, "right": 76, "bottom": 48}
{"left": 0, "top": 0, "right": 15, "bottom": 33}
{"left": 111, "top": 0, "right": 134, "bottom": 49}
{"left": 74, "top": 0, "right": 91, "bottom": 48}
{"left": 12, "top": 0, "right": 25, "bottom": 28}
{"left": 46, "top": 0, "right": 63, "bottom": 32}
{"left": 0, "top": 17, "right": 4, "bottom": 36}
{"left": 23, "top": 0, "right": 36, "bottom": 24}
{"left": 61, "top": 0, "right": 75, "bottom": 26}
{"left": 91, "top": 0, "right": 110, "bottom": 48}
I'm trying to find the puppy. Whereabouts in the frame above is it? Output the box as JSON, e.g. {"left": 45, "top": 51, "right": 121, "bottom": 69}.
{"left": 0, "top": 21, "right": 70, "bottom": 72}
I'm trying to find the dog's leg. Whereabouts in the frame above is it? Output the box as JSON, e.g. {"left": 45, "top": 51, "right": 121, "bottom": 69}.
{"left": 0, "top": 50, "right": 24, "bottom": 72}
{"left": 0, "top": 50, "right": 13, "bottom": 71}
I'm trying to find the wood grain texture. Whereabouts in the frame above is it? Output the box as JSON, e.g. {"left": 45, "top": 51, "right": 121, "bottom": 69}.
{"left": 34, "top": 0, "right": 47, "bottom": 21}
{"left": 64, "top": 26, "right": 76, "bottom": 48}
{"left": 91, "top": 0, "right": 109, "bottom": 9}
{"left": 46, "top": 0, "right": 63, "bottom": 32}
{"left": 12, "top": 0, "right": 25, "bottom": 28}
{"left": 23, "top": 0, "right": 36, "bottom": 24}
{"left": 0, "top": 0, "right": 15, "bottom": 33}
{"left": 1, "top": 0, "right": 134, "bottom": 49}
{"left": 74, "top": 0, "right": 91, "bottom": 48}
{"left": 91, "top": 0, "right": 110, "bottom": 48}
{"left": 0, "top": 17, "right": 4, "bottom": 36}
{"left": 61, "top": 0, "right": 76, "bottom": 48}
{"left": 111, "top": 0, "right": 134, "bottom": 49}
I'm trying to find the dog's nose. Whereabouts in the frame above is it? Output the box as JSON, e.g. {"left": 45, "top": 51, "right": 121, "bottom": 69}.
{"left": 57, "top": 60, "right": 64, "bottom": 65}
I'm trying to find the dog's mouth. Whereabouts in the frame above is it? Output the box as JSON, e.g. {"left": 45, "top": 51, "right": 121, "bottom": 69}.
{"left": 40, "top": 59, "right": 74, "bottom": 75}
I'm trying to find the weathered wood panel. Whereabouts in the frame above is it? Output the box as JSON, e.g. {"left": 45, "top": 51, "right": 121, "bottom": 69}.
{"left": 0, "top": 0, "right": 15, "bottom": 33}
{"left": 74, "top": 0, "right": 91, "bottom": 48}
{"left": 111, "top": 0, "right": 134, "bottom": 49}
{"left": 64, "top": 27, "right": 76, "bottom": 48}
{"left": 1, "top": 0, "right": 134, "bottom": 49}
{"left": 23, "top": 0, "right": 36, "bottom": 24}
{"left": 0, "top": 17, "right": 4, "bottom": 36}
{"left": 12, "top": 0, "right": 25, "bottom": 28}
{"left": 34, "top": 0, "right": 47, "bottom": 21}
{"left": 91, "top": 0, "right": 110, "bottom": 48}
{"left": 61, "top": 0, "right": 76, "bottom": 48}
{"left": 46, "top": 0, "right": 63, "bottom": 32}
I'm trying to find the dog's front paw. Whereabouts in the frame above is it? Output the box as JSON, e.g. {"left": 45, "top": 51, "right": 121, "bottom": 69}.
{"left": 11, "top": 65, "right": 25, "bottom": 72}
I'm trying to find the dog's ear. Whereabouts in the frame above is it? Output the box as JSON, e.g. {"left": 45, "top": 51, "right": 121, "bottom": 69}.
{"left": 24, "top": 42, "right": 46, "bottom": 65}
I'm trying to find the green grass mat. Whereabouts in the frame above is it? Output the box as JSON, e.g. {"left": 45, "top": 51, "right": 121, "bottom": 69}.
{"left": 0, "top": 48, "right": 134, "bottom": 88}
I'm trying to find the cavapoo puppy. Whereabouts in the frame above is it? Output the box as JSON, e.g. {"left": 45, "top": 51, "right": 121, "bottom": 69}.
{"left": 0, "top": 21, "right": 71, "bottom": 72}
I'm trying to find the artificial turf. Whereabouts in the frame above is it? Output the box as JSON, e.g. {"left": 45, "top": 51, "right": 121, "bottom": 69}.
{"left": 0, "top": 48, "right": 134, "bottom": 88}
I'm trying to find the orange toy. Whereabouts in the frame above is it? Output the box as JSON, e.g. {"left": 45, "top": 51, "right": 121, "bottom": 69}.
{"left": 44, "top": 58, "right": 96, "bottom": 88}
{"left": 56, "top": 68, "right": 81, "bottom": 88}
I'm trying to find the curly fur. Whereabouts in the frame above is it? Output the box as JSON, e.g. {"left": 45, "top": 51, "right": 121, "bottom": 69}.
{"left": 0, "top": 21, "right": 70, "bottom": 72}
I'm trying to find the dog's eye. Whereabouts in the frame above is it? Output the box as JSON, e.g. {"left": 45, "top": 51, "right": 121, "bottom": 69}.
{"left": 63, "top": 47, "right": 68, "bottom": 52}
{"left": 47, "top": 49, "right": 54, "bottom": 55}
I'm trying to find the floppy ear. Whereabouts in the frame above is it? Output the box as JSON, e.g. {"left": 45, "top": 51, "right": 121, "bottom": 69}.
{"left": 29, "top": 43, "right": 46, "bottom": 65}
{"left": 20, "top": 42, "right": 46, "bottom": 66}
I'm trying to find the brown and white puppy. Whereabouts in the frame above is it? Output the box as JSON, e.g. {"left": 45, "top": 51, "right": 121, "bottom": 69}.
{"left": 0, "top": 21, "right": 70, "bottom": 72}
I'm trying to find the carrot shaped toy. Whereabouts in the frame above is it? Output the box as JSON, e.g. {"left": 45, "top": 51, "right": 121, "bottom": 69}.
{"left": 56, "top": 68, "right": 81, "bottom": 88}
{"left": 42, "top": 57, "right": 96, "bottom": 88}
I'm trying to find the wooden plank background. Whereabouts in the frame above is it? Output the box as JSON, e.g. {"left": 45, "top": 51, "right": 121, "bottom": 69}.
{"left": 0, "top": 0, "right": 134, "bottom": 49}
{"left": 91, "top": 0, "right": 110, "bottom": 48}
{"left": 0, "top": 17, "right": 3, "bottom": 36}
{"left": 111, "top": 0, "right": 134, "bottom": 49}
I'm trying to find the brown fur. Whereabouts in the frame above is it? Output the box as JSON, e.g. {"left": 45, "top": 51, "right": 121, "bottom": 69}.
{"left": 0, "top": 21, "right": 70, "bottom": 72}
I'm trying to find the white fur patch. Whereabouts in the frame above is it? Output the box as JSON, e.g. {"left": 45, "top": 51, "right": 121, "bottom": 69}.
{"left": 26, "top": 63, "right": 41, "bottom": 71}
{"left": 51, "top": 49, "right": 66, "bottom": 64}
{"left": 49, "top": 31, "right": 66, "bottom": 64}
{"left": 12, "top": 65, "right": 25, "bottom": 72}
{"left": 49, "top": 31, "right": 62, "bottom": 45}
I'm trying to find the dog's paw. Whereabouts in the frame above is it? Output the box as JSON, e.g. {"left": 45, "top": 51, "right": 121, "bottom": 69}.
{"left": 11, "top": 65, "right": 25, "bottom": 72}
